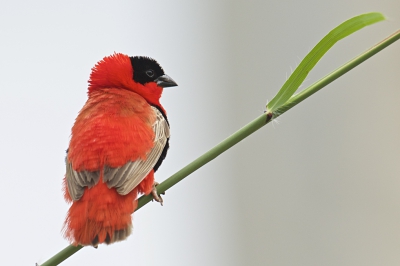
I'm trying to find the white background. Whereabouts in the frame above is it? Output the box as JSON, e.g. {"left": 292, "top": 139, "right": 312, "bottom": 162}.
{"left": 1, "top": 1, "right": 399, "bottom": 265}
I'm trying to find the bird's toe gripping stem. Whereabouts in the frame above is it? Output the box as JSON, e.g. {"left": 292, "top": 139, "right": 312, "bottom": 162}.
{"left": 151, "top": 182, "right": 165, "bottom": 206}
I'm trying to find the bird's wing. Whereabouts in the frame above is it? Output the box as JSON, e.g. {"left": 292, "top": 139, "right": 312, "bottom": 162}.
{"left": 66, "top": 106, "right": 170, "bottom": 201}
{"left": 103, "top": 106, "right": 169, "bottom": 195}
{"left": 65, "top": 162, "right": 100, "bottom": 201}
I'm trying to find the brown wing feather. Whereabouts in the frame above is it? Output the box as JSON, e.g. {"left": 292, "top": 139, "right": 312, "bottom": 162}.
{"left": 66, "top": 106, "right": 170, "bottom": 200}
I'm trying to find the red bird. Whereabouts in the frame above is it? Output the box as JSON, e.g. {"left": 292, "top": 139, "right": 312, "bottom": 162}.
{"left": 63, "top": 53, "right": 177, "bottom": 246}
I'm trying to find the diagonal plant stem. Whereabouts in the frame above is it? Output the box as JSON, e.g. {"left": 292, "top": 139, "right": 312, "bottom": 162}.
{"left": 38, "top": 245, "right": 83, "bottom": 266}
{"left": 39, "top": 30, "right": 400, "bottom": 266}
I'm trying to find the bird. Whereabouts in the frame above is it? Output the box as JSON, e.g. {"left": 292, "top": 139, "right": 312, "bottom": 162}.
{"left": 62, "top": 53, "right": 177, "bottom": 246}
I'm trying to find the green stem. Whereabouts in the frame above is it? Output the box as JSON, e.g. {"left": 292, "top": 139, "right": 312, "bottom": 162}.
{"left": 39, "top": 29, "right": 399, "bottom": 266}
{"left": 40, "top": 245, "right": 83, "bottom": 266}
{"left": 136, "top": 112, "right": 273, "bottom": 210}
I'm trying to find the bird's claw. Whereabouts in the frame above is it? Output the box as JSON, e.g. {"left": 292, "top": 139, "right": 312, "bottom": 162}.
{"left": 151, "top": 182, "right": 165, "bottom": 206}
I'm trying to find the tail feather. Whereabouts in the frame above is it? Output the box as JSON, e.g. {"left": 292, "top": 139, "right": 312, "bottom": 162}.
{"left": 63, "top": 181, "right": 137, "bottom": 246}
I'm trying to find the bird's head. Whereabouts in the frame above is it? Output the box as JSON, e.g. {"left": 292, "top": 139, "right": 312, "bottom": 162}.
{"left": 88, "top": 53, "right": 177, "bottom": 106}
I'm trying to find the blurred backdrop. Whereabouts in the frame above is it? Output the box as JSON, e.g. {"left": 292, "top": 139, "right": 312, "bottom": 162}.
{"left": 0, "top": 1, "right": 399, "bottom": 265}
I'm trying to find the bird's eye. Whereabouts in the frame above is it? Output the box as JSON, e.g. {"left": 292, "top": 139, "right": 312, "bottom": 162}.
{"left": 146, "top": 69, "right": 155, "bottom": 77}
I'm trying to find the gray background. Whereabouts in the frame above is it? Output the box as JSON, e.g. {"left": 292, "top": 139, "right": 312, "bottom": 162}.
{"left": 1, "top": 1, "right": 399, "bottom": 265}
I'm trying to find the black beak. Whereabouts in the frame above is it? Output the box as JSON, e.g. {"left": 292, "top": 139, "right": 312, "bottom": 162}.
{"left": 155, "top": 75, "right": 178, "bottom": 88}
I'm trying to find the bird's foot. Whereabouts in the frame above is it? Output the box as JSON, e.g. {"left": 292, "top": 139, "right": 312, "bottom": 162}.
{"left": 151, "top": 182, "right": 165, "bottom": 206}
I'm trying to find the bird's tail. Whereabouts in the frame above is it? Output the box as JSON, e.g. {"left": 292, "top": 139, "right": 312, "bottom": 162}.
{"left": 63, "top": 179, "right": 138, "bottom": 246}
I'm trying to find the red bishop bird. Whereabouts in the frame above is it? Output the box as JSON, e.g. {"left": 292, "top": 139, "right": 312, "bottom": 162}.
{"left": 63, "top": 53, "right": 177, "bottom": 246}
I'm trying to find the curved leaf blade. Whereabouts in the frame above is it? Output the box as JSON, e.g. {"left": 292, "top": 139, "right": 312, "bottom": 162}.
{"left": 267, "top": 12, "right": 385, "bottom": 112}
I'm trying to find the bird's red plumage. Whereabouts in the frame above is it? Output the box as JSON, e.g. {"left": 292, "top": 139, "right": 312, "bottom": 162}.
{"left": 68, "top": 88, "right": 156, "bottom": 171}
{"left": 63, "top": 53, "right": 168, "bottom": 246}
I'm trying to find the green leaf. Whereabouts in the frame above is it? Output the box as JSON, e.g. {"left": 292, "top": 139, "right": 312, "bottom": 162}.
{"left": 266, "top": 12, "right": 385, "bottom": 112}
